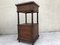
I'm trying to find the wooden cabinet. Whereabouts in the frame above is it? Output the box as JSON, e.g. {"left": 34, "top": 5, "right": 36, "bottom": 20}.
{"left": 16, "top": 1, "right": 39, "bottom": 45}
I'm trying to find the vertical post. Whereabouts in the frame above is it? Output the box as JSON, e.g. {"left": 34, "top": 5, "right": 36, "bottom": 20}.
{"left": 31, "top": 12, "right": 34, "bottom": 45}
{"left": 31, "top": 12, "right": 33, "bottom": 24}
{"left": 37, "top": 12, "right": 39, "bottom": 37}
{"left": 17, "top": 12, "right": 20, "bottom": 41}
{"left": 17, "top": 12, "right": 20, "bottom": 25}
{"left": 37, "top": 12, "right": 38, "bottom": 24}
{"left": 25, "top": 13, "right": 27, "bottom": 24}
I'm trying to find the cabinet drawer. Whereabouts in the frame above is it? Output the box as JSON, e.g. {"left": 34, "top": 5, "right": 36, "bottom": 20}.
{"left": 20, "top": 26, "right": 32, "bottom": 40}
{"left": 17, "top": 4, "right": 33, "bottom": 12}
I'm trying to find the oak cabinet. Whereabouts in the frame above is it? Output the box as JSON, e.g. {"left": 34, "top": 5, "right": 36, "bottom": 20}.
{"left": 16, "top": 1, "right": 39, "bottom": 45}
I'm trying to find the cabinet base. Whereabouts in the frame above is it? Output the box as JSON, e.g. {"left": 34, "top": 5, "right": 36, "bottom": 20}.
{"left": 17, "top": 35, "right": 39, "bottom": 45}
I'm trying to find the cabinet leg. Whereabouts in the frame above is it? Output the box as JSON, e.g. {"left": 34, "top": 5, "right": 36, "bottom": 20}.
{"left": 32, "top": 43, "right": 34, "bottom": 45}
{"left": 38, "top": 35, "right": 39, "bottom": 37}
{"left": 17, "top": 38, "right": 18, "bottom": 40}
{"left": 18, "top": 40, "right": 20, "bottom": 42}
{"left": 32, "top": 41, "right": 34, "bottom": 45}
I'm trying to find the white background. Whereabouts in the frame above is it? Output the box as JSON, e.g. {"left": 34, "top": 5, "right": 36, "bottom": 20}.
{"left": 0, "top": 0, "right": 60, "bottom": 34}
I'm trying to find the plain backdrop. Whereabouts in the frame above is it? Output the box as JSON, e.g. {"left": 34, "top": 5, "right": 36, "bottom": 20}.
{"left": 0, "top": 0, "right": 60, "bottom": 34}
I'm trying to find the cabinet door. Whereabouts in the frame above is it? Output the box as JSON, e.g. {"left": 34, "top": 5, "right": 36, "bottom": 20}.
{"left": 20, "top": 25, "right": 32, "bottom": 41}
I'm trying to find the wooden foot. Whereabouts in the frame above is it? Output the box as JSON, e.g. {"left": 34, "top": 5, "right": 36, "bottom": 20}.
{"left": 32, "top": 43, "right": 34, "bottom": 45}
{"left": 18, "top": 40, "right": 20, "bottom": 42}
{"left": 38, "top": 35, "right": 39, "bottom": 37}
{"left": 17, "top": 38, "right": 18, "bottom": 40}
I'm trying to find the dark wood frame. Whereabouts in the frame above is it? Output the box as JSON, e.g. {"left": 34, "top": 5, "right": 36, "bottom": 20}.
{"left": 16, "top": 1, "right": 39, "bottom": 45}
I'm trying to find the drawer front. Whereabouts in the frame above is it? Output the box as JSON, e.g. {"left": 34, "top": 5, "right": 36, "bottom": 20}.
{"left": 17, "top": 4, "right": 33, "bottom": 12}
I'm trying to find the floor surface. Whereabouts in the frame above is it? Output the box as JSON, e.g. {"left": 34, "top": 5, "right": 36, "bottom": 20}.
{"left": 0, "top": 32, "right": 60, "bottom": 45}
